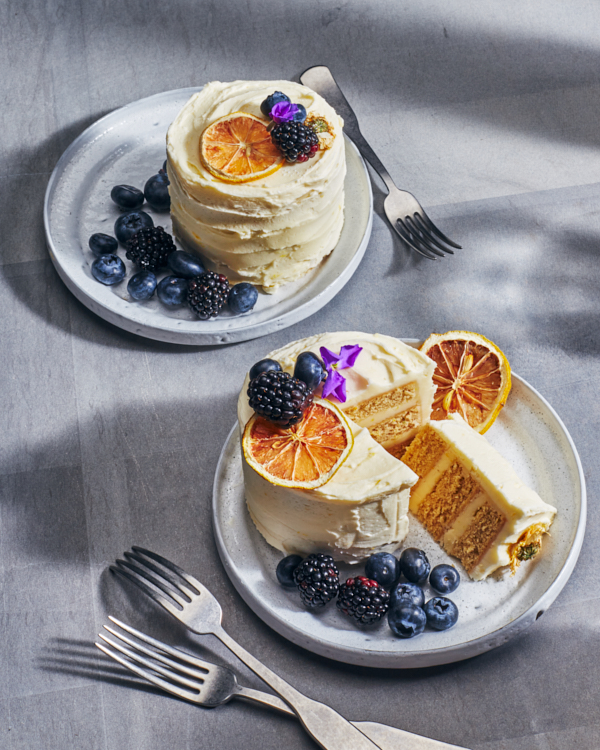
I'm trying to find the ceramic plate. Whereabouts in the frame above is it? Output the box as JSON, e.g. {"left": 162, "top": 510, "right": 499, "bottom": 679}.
{"left": 212, "top": 356, "right": 586, "bottom": 668}
{"left": 43, "top": 88, "right": 372, "bottom": 345}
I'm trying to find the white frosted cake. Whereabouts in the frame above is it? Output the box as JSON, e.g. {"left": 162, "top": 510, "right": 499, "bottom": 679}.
{"left": 166, "top": 80, "right": 346, "bottom": 292}
{"left": 237, "top": 332, "right": 436, "bottom": 561}
{"left": 402, "top": 413, "right": 557, "bottom": 579}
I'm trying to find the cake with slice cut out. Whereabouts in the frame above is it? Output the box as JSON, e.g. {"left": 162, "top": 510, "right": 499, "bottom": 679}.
{"left": 237, "top": 332, "right": 435, "bottom": 561}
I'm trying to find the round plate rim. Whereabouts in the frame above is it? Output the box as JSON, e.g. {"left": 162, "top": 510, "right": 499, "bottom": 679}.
{"left": 43, "top": 87, "right": 373, "bottom": 345}
{"left": 212, "top": 357, "right": 586, "bottom": 668}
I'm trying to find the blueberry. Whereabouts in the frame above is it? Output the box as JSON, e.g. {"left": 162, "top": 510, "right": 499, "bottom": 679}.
{"left": 157, "top": 275, "right": 188, "bottom": 306}
{"left": 429, "top": 564, "right": 460, "bottom": 595}
{"left": 114, "top": 211, "right": 154, "bottom": 244}
{"left": 249, "top": 358, "right": 282, "bottom": 380}
{"left": 260, "top": 91, "right": 291, "bottom": 117}
{"left": 292, "top": 103, "right": 307, "bottom": 122}
{"left": 127, "top": 270, "right": 157, "bottom": 300}
{"left": 365, "top": 552, "right": 400, "bottom": 589}
{"left": 89, "top": 233, "right": 118, "bottom": 257}
{"left": 276, "top": 554, "right": 303, "bottom": 588}
{"left": 293, "top": 351, "right": 326, "bottom": 391}
{"left": 167, "top": 250, "right": 206, "bottom": 278}
{"left": 228, "top": 282, "right": 258, "bottom": 314}
{"left": 144, "top": 173, "right": 170, "bottom": 212}
{"left": 424, "top": 597, "right": 459, "bottom": 631}
{"left": 110, "top": 184, "right": 144, "bottom": 211}
{"left": 389, "top": 582, "right": 425, "bottom": 610}
{"left": 388, "top": 603, "right": 427, "bottom": 638}
{"left": 91, "top": 254, "right": 126, "bottom": 285}
{"left": 399, "top": 548, "right": 431, "bottom": 584}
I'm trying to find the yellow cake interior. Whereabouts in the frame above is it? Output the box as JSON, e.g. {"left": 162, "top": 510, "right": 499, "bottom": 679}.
{"left": 402, "top": 415, "right": 557, "bottom": 579}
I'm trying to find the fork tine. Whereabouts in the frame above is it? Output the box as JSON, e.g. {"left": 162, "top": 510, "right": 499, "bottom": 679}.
{"left": 102, "top": 625, "right": 208, "bottom": 682}
{"left": 131, "top": 546, "right": 202, "bottom": 595}
{"left": 98, "top": 631, "right": 206, "bottom": 692}
{"left": 114, "top": 558, "right": 189, "bottom": 607}
{"left": 106, "top": 616, "right": 211, "bottom": 673}
{"left": 110, "top": 562, "right": 184, "bottom": 614}
{"left": 410, "top": 213, "right": 455, "bottom": 255}
{"left": 404, "top": 216, "right": 446, "bottom": 258}
{"left": 124, "top": 550, "right": 195, "bottom": 600}
{"left": 394, "top": 219, "right": 439, "bottom": 260}
{"left": 95, "top": 641, "right": 200, "bottom": 703}
{"left": 418, "top": 211, "right": 462, "bottom": 249}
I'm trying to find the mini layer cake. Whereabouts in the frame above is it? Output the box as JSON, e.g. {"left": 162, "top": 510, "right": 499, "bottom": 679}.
{"left": 166, "top": 80, "right": 346, "bottom": 292}
{"left": 237, "top": 331, "right": 435, "bottom": 561}
{"left": 402, "top": 414, "right": 557, "bottom": 580}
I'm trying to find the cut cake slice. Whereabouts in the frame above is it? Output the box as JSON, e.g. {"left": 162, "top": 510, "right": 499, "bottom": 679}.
{"left": 402, "top": 413, "right": 557, "bottom": 580}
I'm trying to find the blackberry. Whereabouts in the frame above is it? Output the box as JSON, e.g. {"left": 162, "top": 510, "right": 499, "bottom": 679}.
{"left": 271, "top": 122, "right": 320, "bottom": 163}
{"left": 336, "top": 576, "right": 390, "bottom": 625}
{"left": 125, "top": 226, "right": 175, "bottom": 271}
{"left": 247, "top": 370, "right": 312, "bottom": 427}
{"left": 187, "top": 271, "right": 230, "bottom": 319}
{"left": 293, "top": 553, "right": 340, "bottom": 608}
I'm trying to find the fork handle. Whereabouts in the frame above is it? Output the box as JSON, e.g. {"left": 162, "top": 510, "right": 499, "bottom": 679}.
{"left": 216, "top": 626, "right": 380, "bottom": 750}
{"left": 300, "top": 65, "right": 397, "bottom": 194}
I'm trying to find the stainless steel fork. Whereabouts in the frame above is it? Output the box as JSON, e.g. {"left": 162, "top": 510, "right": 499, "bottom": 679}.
{"left": 111, "top": 547, "right": 380, "bottom": 750}
{"left": 97, "top": 616, "right": 468, "bottom": 750}
{"left": 300, "top": 65, "right": 461, "bottom": 260}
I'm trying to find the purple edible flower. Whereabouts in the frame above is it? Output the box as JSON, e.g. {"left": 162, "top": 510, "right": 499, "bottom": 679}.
{"left": 320, "top": 344, "right": 363, "bottom": 403}
{"left": 270, "top": 101, "right": 300, "bottom": 124}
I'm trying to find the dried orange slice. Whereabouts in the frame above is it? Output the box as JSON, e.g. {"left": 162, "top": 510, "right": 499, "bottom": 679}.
{"left": 421, "top": 331, "right": 511, "bottom": 434}
{"left": 242, "top": 399, "right": 353, "bottom": 489}
{"left": 199, "top": 112, "right": 284, "bottom": 183}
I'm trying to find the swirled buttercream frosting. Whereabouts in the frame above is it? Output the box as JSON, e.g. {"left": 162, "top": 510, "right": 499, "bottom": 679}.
{"left": 166, "top": 80, "right": 346, "bottom": 292}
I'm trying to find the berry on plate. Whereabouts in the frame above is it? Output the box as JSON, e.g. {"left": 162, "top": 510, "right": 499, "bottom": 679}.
{"left": 157, "top": 275, "right": 187, "bottom": 306}
{"left": 114, "top": 210, "right": 154, "bottom": 244}
{"left": 389, "top": 582, "right": 425, "bottom": 609}
{"left": 424, "top": 596, "right": 459, "bottom": 630}
{"left": 293, "top": 553, "right": 339, "bottom": 608}
{"left": 399, "top": 548, "right": 431, "bottom": 584}
{"left": 126, "top": 226, "right": 176, "bottom": 271}
{"left": 144, "top": 173, "right": 170, "bottom": 212}
{"left": 89, "top": 233, "right": 118, "bottom": 257}
{"left": 110, "top": 184, "right": 144, "bottom": 211}
{"left": 187, "top": 271, "right": 230, "bottom": 319}
{"left": 365, "top": 552, "right": 400, "bottom": 589}
{"left": 127, "top": 270, "right": 157, "bottom": 301}
{"left": 336, "top": 576, "right": 390, "bottom": 624}
{"left": 276, "top": 554, "right": 303, "bottom": 588}
{"left": 91, "top": 254, "right": 126, "bottom": 285}
{"left": 228, "top": 282, "right": 258, "bottom": 314}
{"left": 167, "top": 250, "right": 205, "bottom": 279}
{"left": 429, "top": 564, "right": 460, "bottom": 595}
{"left": 388, "top": 603, "right": 427, "bottom": 638}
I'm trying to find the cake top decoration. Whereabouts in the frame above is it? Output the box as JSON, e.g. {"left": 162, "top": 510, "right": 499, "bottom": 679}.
{"left": 320, "top": 344, "right": 363, "bottom": 402}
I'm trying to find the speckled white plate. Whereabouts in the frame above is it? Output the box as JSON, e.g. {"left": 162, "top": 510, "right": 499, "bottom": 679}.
{"left": 212, "top": 357, "right": 586, "bottom": 668}
{"left": 43, "top": 87, "right": 372, "bottom": 345}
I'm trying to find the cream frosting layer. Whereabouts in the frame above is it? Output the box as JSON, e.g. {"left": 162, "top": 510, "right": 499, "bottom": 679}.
{"left": 166, "top": 80, "right": 346, "bottom": 292}
{"left": 409, "top": 414, "right": 557, "bottom": 580}
{"left": 237, "top": 332, "right": 436, "bottom": 561}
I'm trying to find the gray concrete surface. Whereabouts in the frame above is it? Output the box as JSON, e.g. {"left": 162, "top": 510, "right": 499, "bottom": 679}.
{"left": 2, "top": 1, "right": 600, "bottom": 748}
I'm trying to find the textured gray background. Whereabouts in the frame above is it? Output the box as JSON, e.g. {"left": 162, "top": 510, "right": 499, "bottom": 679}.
{"left": 2, "top": 0, "right": 600, "bottom": 748}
